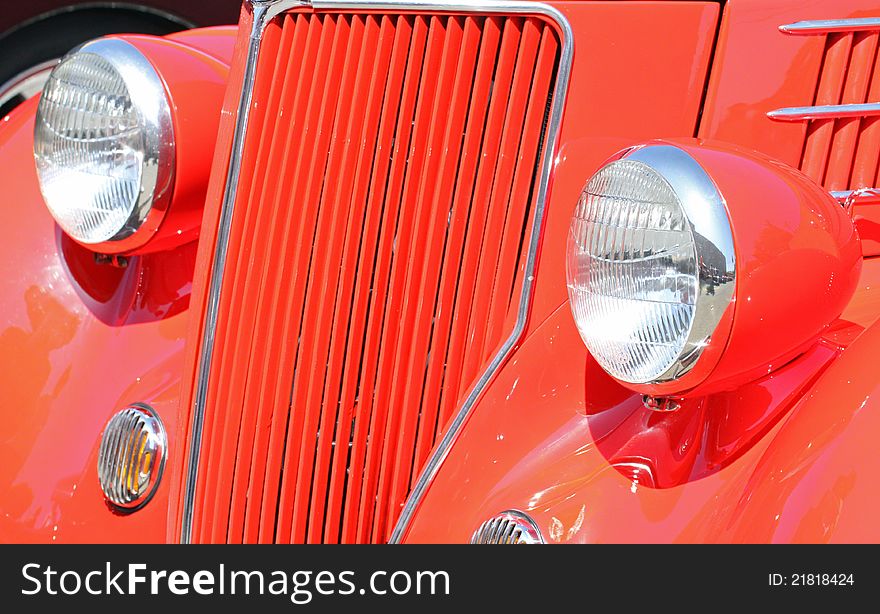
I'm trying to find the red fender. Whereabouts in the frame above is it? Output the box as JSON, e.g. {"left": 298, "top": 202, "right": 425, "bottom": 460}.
{"left": 716, "top": 315, "right": 880, "bottom": 542}
{"left": 402, "top": 255, "right": 880, "bottom": 543}
{"left": 0, "top": 29, "right": 236, "bottom": 543}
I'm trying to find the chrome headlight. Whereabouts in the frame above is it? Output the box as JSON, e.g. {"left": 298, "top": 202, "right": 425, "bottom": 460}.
{"left": 566, "top": 145, "right": 736, "bottom": 385}
{"left": 34, "top": 38, "right": 174, "bottom": 248}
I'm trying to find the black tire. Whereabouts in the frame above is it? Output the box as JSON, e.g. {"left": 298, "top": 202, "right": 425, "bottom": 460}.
{"left": 0, "top": 7, "right": 190, "bottom": 117}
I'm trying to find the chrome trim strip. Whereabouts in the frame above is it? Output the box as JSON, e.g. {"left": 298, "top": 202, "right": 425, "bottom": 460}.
{"left": 311, "top": 0, "right": 559, "bottom": 11}
{"left": 780, "top": 18, "right": 880, "bottom": 35}
{"left": 179, "top": 0, "right": 573, "bottom": 544}
{"left": 181, "top": 0, "right": 314, "bottom": 544}
{"left": 767, "top": 102, "right": 880, "bottom": 121}
{"left": 256, "top": 0, "right": 315, "bottom": 21}
{"left": 179, "top": 2, "right": 265, "bottom": 545}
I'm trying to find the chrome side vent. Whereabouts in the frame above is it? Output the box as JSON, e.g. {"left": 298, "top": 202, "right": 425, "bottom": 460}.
{"left": 470, "top": 510, "right": 544, "bottom": 544}
{"left": 769, "top": 17, "right": 880, "bottom": 195}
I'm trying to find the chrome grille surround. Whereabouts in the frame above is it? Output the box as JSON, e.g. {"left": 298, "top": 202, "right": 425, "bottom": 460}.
{"left": 179, "top": 0, "right": 573, "bottom": 544}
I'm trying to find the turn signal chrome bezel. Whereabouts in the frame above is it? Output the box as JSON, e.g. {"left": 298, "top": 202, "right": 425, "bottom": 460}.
{"left": 97, "top": 403, "right": 167, "bottom": 512}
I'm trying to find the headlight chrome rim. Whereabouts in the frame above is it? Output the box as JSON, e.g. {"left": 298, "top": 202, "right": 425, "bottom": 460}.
{"left": 34, "top": 37, "right": 175, "bottom": 252}
{"left": 568, "top": 143, "right": 736, "bottom": 387}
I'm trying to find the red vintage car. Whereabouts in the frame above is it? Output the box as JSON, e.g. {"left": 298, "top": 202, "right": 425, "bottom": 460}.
{"left": 0, "top": 0, "right": 878, "bottom": 544}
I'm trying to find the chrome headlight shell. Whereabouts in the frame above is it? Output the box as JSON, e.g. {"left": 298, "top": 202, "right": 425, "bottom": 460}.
{"left": 566, "top": 144, "right": 736, "bottom": 386}
{"left": 34, "top": 38, "right": 174, "bottom": 251}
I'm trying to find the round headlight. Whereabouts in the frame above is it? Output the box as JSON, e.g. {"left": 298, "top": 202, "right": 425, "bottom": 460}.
{"left": 34, "top": 38, "right": 174, "bottom": 248}
{"left": 567, "top": 144, "right": 736, "bottom": 385}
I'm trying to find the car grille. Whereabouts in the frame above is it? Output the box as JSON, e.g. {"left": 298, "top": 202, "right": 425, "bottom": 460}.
{"left": 182, "top": 7, "right": 563, "bottom": 543}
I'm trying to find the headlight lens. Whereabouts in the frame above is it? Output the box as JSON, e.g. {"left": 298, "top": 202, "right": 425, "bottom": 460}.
{"left": 567, "top": 145, "right": 735, "bottom": 385}
{"left": 34, "top": 38, "right": 173, "bottom": 247}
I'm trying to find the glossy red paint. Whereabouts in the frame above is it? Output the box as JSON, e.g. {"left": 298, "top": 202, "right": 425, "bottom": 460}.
{"left": 684, "top": 141, "right": 862, "bottom": 392}
{"left": 78, "top": 34, "right": 230, "bottom": 255}
{"left": 529, "top": 0, "right": 720, "bottom": 334}
{"left": 854, "top": 202, "right": 880, "bottom": 256}
{"left": 165, "top": 26, "right": 238, "bottom": 62}
{"left": 740, "top": 2, "right": 880, "bottom": 261}
{"left": 2, "top": 0, "right": 880, "bottom": 545}
{"left": 698, "top": 0, "right": 880, "bottom": 246}
{"left": 403, "top": 0, "right": 880, "bottom": 542}
{"left": 612, "top": 139, "right": 862, "bottom": 399}
{"left": 706, "top": 309, "right": 880, "bottom": 542}
{"left": 0, "top": 31, "right": 236, "bottom": 542}
{"left": 168, "top": 8, "right": 254, "bottom": 544}
{"left": 402, "top": 257, "right": 880, "bottom": 543}
{"left": 585, "top": 341, "right": 840, "bottom": 487}
{"left": 0, "top": 101, "right": 185, "bottom": 542}
{"left": 163, "top": 1, "right": 725, "bottom": 544}
{"left": 698, "top": 0, "right": 880, "bottom": 168}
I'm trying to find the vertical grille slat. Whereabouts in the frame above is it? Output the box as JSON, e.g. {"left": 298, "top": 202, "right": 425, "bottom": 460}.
{"left": 827, "top": 32, "right": 878, "bottom": 190}
{"left": 227, "top": 16, "right": 307, "bottom": 542}
{"left": 379, "top": 14, "right": 470, "bottom": 534}
{"left": 215, "top": 22, "right": 294, "bottom": 537}
{"left": 352, "top": 15, "right": 430, "bottom": 544}
{"left": 800, "top": 33, "right": 853, "bottom": 184}
{"left": 255, "top": 11, "right": 340, "bottom": 542}
{"left": 230, "top": 15, "right": 312, "bottom": 542}
{"left": 338, "top": 15, "right": 414, "bottom": 544}
{"left": 194, "top": 21, "right": 286, "bottom": 544}
{"left": 281, "top": 13, "right": 351, "bottom": 544}
{"left": 402, "top": 14, "right": 484, "bottom": 489}
{"left": 370, "top": 15, "right": 453, "bottom": 541}
{"left": 188, "top": 9, "right": 562, "bottom": 544}
{"left": 468, "top": 17, "right": 543, "bottom": 372}
{"left": 317, "top": 13, "right": 388, "bottom": 545}
{"left": 249, "top": 14, "right": 327, "bottom": 543}
{"left": 852, "top": 36, "right": 880, "bottom": 188}
{"left": 419, "top": 15, "right": 502, "bottom": 439}
{"left": 441, "top": 17, "right": 522, "bottom": 417}
{"left": 484, "top": 27, "right": 559, "bottom": 358}
{"left": 302, "top": 13, "right": 373, "bottom": 544}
